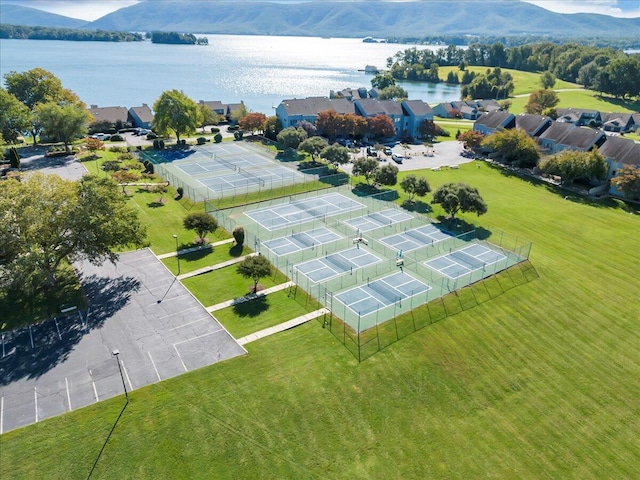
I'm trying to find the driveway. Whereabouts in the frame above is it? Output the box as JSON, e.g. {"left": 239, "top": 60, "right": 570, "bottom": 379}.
{"left": 0, "top": 249, "right": 246, "bottom": 434}
{"left": 20, "top": 151, "right": 87, "bottom": 180}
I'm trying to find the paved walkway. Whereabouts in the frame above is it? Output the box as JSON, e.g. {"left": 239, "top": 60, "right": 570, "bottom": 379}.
{"left": 177, "top": 253, "right": 256, "bottom": 280}
{"left": 156, "top": 238, "right": 235, "bottom": 260}
{"left": 236, "top": 308, "right": 328, "bottom": 346}
{"left": 206, "top": 281, "right": 295, "bottom": 312}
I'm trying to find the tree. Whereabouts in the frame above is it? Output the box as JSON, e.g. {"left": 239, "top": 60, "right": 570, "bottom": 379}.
{"left": 400, "top": 174, "right": 431, "bottom": 202}
{"left": 299, "top": 136, "right": 328, "bottom": 161}
{"left": 263, "top": 115, "right": 282, "bottom": 140}
{"left": 371, "top": 72, "right": 396, "bottom": 90}
{"left": 352, "top": 157, "right": 379, "bottom": 185}
{"left": 277, "top": 126, "right": 307, "bottom": 149}
{"left": 230, "top": 102, "right": 249, "bottom": 123}
{"left": 152, "top": 89, "right": 202, "bottom": 143}
{"left": 111, "top": 169, "right": 140, "bottom": 194}
{"left": 8, "top": 147, "right": 20, "bottom": 169}
{"left": 375, "top": 164, "right": 398, "bottom": 187}
{"left": 524, "top": 89, "right": 560, "bottom": 115}
{"left": 198, "top": 104, "right": 219, "bottom": 129}
{"left": 378, "top": 85, "right": 408, "bottom": 100}
{"left": 458, "top": 130, "right": 484, "bottom": 150}
{"left": 149, "top": 183, "right": 168, "bottom": 204}
{"left": 539, "top": 150, "right": 608, "bottom": 185}
{"left": 296, "top": 120, "right": 317, "bottom": 137}
{"left": 0, "top": 173, "right": 146, "bottom": 290}
{"left": 540, "top": 71, "right": 556, "bottom": 89}
{"left": 183, "top": 212, "right": 218, "bottom": 244}
{"left": 611, "top": 165, "right": 640, "bottom": 199}
{"left": 431, "top": 182, "right": 487, "bottom": 219}
{"left": 0, "top": 89, "right": 31, "bottom": 143}
{"left": 236, "top": 255, "right": 272, "bottom": 294}
{"left": 418, "top": 119, "right": 445, "bottom": 140}
{"left": 239, "top": 112, "right": 267, "bottom": 135}
{"left": 86, "top": 137, "right": 104, "bottom": 156}
{"left": 368, "top": 114, "right": 395, "bottom": 139}
{"left": 320, "top": 143, "right": 349, "bottom": 166}
{"left": 343, "top": 114, "right": 368, "bottom": 139}
{"left": 315, "top": 110, "right": 344, "bottom": 140}
{"left": 4, "top": 68, "right": 68, "bottom": 145}
{"left": 481, "top": 128, "right": 539, "bottom": 167}
{"left": 34, "top": 102, "right": 93, "bottom": 151}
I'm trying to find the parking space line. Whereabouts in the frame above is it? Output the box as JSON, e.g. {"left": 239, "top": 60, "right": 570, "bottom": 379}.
{"left": 156, "top": 306, "right": 199, "bottom": 322}
{"left": 173, "top": 345, "right": 188, "bottom": 372}
{"left": 65, "top": 377, "right": 72, "bottom": 411}
{"left": 173, "top": 330, "right": 221, "bottom": 347}
{"left": 89, "top": 369, "right": 99, "bottom": 402}
{"left": 168, "top": 317, "right": 205, "bottom": 331}
{"left": 1, "top": 394, "right": 3, "bottom": 434}
{"left": 54, "top": 318, "right": 62, "bottom": 340}
{"left": 29, "top": 326, "right": 35, "bottom": 348}
{"left": 78, "top": 310, "right": 87, "bottom": 332}
{"left": 34, "top": 387, "right": 38, "bottom": 422}
{"left": 120, "top": 360, "right": 133, "bottom": 391}
{"left": 148, "top": 352, "right": 161, "bottom": 381}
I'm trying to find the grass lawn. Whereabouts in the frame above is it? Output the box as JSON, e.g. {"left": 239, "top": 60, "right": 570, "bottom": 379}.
{"left": 508, "top": 89, "right": 640, "bottom": 115}
{"left": 181, "top": 265, "right": 289, "bottom": 307}
{"left": 213, "top": 289, "right": 321, "bottom": 338}
{"left": 2, "top": 162, "right": 639, "bottom": 478}
{"left": 437, "top": 66, "right": 579, "bottom": 96}
{"left": 161, "top": 243, "right": 250, "bottom": 275}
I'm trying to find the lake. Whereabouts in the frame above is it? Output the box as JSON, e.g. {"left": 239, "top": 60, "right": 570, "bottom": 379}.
{"left": 0, "top": 35, "right": 461, "bottom": 114}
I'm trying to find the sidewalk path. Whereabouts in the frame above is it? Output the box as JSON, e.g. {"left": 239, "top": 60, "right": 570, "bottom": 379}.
{"left": 206, "top": 281, "right": 295, "bottom": 312}
{"left": 236, "top": 308, "right": 328, "bottom": 346}
{"left": 156, "top": 238, "right": 235, "bottom": 259}
{"left": 177, "top": 253, "right": 256, "bottom": 280}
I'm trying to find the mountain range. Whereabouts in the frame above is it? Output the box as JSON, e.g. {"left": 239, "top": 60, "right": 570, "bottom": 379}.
{"left": 2, "top": 1, "right": 640, "bottom": 39}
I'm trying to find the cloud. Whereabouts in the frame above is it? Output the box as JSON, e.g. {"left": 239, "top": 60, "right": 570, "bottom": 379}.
{"left": 523, "top": 0, "right": 640, "bottom": 18}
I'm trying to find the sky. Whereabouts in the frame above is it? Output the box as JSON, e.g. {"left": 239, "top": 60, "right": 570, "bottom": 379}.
{"left": 4, "top": 0, "right": 640, "bottom": 21}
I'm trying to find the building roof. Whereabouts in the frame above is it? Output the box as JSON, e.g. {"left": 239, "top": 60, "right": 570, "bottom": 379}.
{"left": 538, "top": 121, "right": 575, "bottom": 143}
{"left": 601, "top": 112, "right": 633, "bottom": 129}
{"left": 474, "top": 110, "right": 513, "bottom": 129}
{"left": 88, "top": 105, "right": 129, "bottom": 124}
{"left": 199, "top": 100, "right": 226, "bottom": 112}
{"left": 557, "top": 107, "right": 600, "bottom": 118}
{"left": 129, "top": 104, "right": 154, "bottom": 123}
{"left": 558, "top": 126, "right": 605, "bottom": 150}
{"left": 355, "top": 99, "right": 404, "bottom": 117}
{"left": 474, "top": 99, "right": 501, "bottom": 112}
{"left": 515, "top": 114, "right": 551, "bottom": 136}
{"left": 598, "top": 136, "right": 640, "bottom": 166}
{"left": 402, "top": 100, "right": 433, "bottom": 116}
{"left": 279, "top": 97, "right": 356, "bottom": 116}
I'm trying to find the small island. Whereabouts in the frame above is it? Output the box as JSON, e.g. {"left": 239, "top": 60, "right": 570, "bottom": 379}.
{"left": 150, "top": 31, "right": 208, "bottom": 45}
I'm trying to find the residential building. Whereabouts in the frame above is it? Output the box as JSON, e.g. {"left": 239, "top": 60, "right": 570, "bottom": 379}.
{"left": 401, "top": 100, "right": 434, "bottom": 140}
{"left": 556, "top": 108, "right": 602, "bottom": 127}
{"left": 600, "top": 112, "right": 635, "bottom": 133}
{"left": 514, "top": 114, "right": 553, "bottom": 138}
{"left": 473, "top": 110, "right": 515, "bottom": 135}
{"left": 128, "top": 104, "right": 154, "bottom": 129}
{"left": 537, "top": 122, "right": 576, "bottom": 153}
{"left": 199, "top": 100, "right": 227, "bottom": 116}
{"left": 275, "top": 97, "right": 356, "bottom": 129}
{"left": 354, "top": 99, "right": 405, "bottom": 139}
{"left": 88, "top": 105, "right": 129, "bottom": 128}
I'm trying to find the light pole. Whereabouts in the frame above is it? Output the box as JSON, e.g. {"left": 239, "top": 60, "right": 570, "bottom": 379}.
{"left": 111, "top": 349, "right": 129, "bottom": 402}
{"left": 173, "top": 234, "right": 181, "bottom": 275}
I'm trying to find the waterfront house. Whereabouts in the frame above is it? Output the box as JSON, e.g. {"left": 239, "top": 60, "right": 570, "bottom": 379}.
{"left": 199, "top": 100, "right": 227, "bottom": 116}
{"left": 88, "top": 105, "right": 130, "bottom": 129}
{"left": 515, "top": 114, "right": 553, "bottom": 138}
{"left": 354, "top": 99, "right": 405, "bottom": 139}
{"left": 128, "top": 104, "right": 154, "bottom": 129}
{"left": 275, "top": 97, "right": 356, "bottom": 129}
{"left": 401, "top": 100, "right": 434, "bottom": 140}
{"left": 600, "top": 112, "right": 635, "bottom": 133}
{"left": 556, "top": 108, "right": 602, "bottom": 127}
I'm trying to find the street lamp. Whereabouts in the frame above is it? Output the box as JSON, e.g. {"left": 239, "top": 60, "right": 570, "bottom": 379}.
{"left": 173, "top": 234, "right": 181, "bottom": 275}
{"left": 111, "top": 349, "right": 129, "bottom": 402}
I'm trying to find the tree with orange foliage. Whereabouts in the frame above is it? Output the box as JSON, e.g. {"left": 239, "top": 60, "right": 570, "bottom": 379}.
{"left": 368, "top": 114, "right": 395, "bottom": 139}
{"left": 239, "top": 112, "right": 267, "bottom": 135}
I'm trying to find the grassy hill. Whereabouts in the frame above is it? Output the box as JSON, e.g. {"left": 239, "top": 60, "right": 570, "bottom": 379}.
{"left": 0, "top": 5, "right": 86, "bottom": 28}
{"left": 2, "top": 162, "right": 639, "bottom": 479}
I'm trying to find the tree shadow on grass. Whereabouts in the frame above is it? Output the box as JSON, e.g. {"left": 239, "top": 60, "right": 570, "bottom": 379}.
{"left": 0, "top": 274, "right": 140, "bottom": 386}
{"left": 146, "top": 201, "right": 166, "bottom": 208}
{"left": 401, "top": 199, "right": 432, "bottom": 214}
{"left": 434, "top": 215, "right": 492, "bottom": 240}
{"left": 229, "top": 243, "right": 244, "bottom": 257}
{"left": 352, "top": 183, "right": 399, "bottom": 201}
{"left": 232, "top": 296, "right": 269, "bottom": 318}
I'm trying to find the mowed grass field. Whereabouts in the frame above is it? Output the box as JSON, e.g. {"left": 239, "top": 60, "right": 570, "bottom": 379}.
{"left": 2, "top": 168, "right": 640, "bottom": 478}
{"left": 508, "top": 88, "right": 640, "bottom": 115}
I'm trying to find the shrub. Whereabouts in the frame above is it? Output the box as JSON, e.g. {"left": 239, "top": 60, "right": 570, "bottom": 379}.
{"left": 109, "top": 146, "right": 128, "bottom": 153}
{"left": 234, "top": 130, "right": 244, "bottom": 141}
{"left": 118, "top": 152, "right": 135, "bottom": 161}
{"left": 232, "top": 225, "right": 245, "bottom": 246}
{"left": 176, "top": 186, "right": 184, "bottom": 199}
{"left": 210, "top": 127, "right": 220, "bottom": 133}
{"left": 197, "top": 137, "right": 207, "bottom": 145}
{"left": 146, "top": 132, "right": 158, "bottom": 140}
{"left": 102, "top": 160, "right": 122, "bottom": 171}
{"left": 9, "top": 147, "right": 20, "bottom": 169}
{"left": 214, "top": 133, "right": 222, "bottom": 143}
{"left": 153, "top": 139, "right": 159, "bottom": 149}
{"left": 110, "top": 134, "right": 124, "bottom": 142}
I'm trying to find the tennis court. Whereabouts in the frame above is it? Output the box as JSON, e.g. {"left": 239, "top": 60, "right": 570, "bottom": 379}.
{"left": 294, "top": 247, "right": 380, "bottom": 283}
{"left": 381, "top": 224, "right": 453, "bottom": 252}
{"left": 246, "top": 192, "right": 364, "bottom": 231}
{"left": 263, "top": 227, "right": 342, "bottom": 256}
{"left": 197, "top": 165, "right": 301, "bottom": 192}
{"left": 334, "top": 271, "right": 431, "bottom": 316}
{"left": 425, "top": 243, "right": 507, "bottom": 279}
{"left": 343, "top": 208, "right": 414, "bottom": 232}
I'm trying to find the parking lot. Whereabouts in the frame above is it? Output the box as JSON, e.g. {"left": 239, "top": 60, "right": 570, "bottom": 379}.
{"left": 0, "top": 249, "right": 245, "bottom": 434}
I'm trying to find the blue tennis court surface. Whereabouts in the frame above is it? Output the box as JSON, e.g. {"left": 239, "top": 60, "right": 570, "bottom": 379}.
{"left": 263, "top": 227, "right": 342, "bottom": 256}
{"left": 343, "top": 208, "right": 414, "bottom": 232}
{"left": 294, "top": 247, "right": 380, "bottom": 283}
{"left": 335, "top": 271, "right": 431, "bottom": 316}
{"left": 425, "top": 243, "right": 506, "bottom": 278}
{"left": 197, "top": 165, "right": 301, "bottom": 192}
{"left": 246, "top": 193, "right": 364, "bottom": 231}
{"left": 381, "top": 224, "right": 453, "bottom": 252}
{"left": 176, "top": 161, "right": 232, "bottom": 176}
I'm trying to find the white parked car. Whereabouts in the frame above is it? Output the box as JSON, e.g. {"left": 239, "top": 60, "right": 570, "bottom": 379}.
{"left": 90, "top": 133, "right": 111, "bottom": 141}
